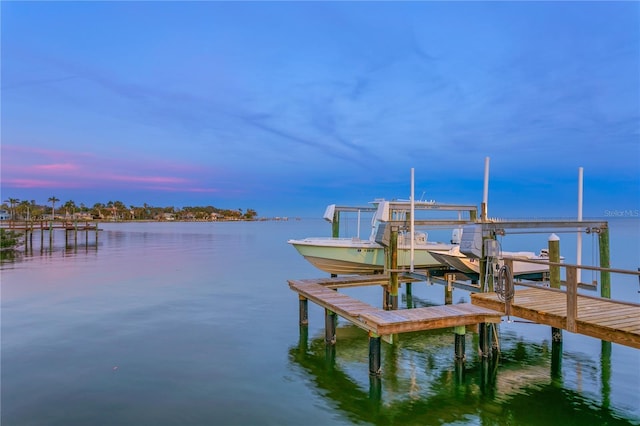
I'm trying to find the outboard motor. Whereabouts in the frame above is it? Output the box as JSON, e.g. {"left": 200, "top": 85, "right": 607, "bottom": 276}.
{"left": 451, "top": 228, "right": 463, "bottom": 245}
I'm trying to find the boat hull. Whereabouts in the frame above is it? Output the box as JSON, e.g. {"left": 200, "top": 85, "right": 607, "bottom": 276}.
{"left": 429, "top": 248, "right": 553, "bottom": 280}
{"left": 288, "top": 238, "right": 452, "bottom": 275}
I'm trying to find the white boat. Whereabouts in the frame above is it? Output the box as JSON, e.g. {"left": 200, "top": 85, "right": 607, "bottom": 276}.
{"left": 428, "top": 246, "right": 557, "bottom": 280}
{"left": 288, "top": 199, "right": 473, "bottom": 275}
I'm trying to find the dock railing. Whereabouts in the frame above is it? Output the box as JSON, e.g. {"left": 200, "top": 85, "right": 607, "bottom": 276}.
{"left": 501, "top": 256, "right": 640, "bottom": 333}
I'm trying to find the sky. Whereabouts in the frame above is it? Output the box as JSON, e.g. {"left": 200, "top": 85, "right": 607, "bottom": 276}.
{"left": 1, "top": 1, "right": 638, "bottom": 218}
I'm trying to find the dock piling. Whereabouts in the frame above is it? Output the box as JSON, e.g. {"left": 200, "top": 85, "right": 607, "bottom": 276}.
{"left": 388, "top": 227, "right": 399, "bottom": 310}
{"left": 325, "top": 309, "right": 337, "bottom": 345}
{"left": 549, "top": 234, "right": 562, "bottom": 342}
{"left": 299, "top": 296, "right": 308, "bottom": 326}
{"left": 599, "top": 227, "right": 611, "bottom": 298}
{"left": 454, "top": 326, "right": 466, "bottom": 361}
{"left": 369, "top": 332, "right": 381, "bottom": 376}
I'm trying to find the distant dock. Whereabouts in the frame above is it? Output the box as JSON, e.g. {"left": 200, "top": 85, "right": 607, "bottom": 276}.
{"left": 1, "top": 220, "right": 101, "bottom": 252}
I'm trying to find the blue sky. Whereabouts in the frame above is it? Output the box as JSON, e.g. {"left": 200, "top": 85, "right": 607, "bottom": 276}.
{"left": 1, "top": 1, "right": 638, "bottom": 218}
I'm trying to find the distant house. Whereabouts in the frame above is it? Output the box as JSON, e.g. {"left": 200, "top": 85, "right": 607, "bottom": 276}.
{"left": 0, "top": 209, "right": 10, "bottom": 220}
{"left": 72, "top": 212, "right": 94, "bottom": 221}
{"left": 162, "top": 213, "right": 176, "bottom": 221}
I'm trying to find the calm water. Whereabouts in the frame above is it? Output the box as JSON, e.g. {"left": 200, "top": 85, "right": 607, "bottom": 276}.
{"left": 1, "top": 219, "right": 639, "bottom": 425}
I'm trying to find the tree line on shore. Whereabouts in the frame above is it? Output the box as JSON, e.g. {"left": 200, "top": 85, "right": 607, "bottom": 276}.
{"left": 1, "top": 197, "right": 258, "bottom": 221}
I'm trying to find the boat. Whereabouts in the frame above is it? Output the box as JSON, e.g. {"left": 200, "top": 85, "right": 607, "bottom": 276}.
{"left": 288, "top": 199, "right": 475, "bottom": 275}
{"left": 428, "top": 246, "right": 557, "bottom": 281}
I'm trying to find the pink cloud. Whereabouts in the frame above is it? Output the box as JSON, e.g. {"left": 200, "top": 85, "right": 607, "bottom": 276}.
{"left": 103, "top": 174, "right": 189, "bottom": 184}
{"left": 1, "top": 143, "right": 225, "bottom": 193}
{"left": 3, "top": 178, "right": 85, "bottom": 189}
{"left": 32, "top": 163, "right": 80, "bottom": 172}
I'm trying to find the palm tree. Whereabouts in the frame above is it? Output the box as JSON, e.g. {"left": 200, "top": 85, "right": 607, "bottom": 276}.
{"left": 48, "top": 196, "right": 60, "bottom": 220}
{"left": 18, "top": 200, "right": 32, "bottom": 221}
{"left": 63, "top": 200, "right": 77, "bottom": 219}
{"left": 4, "top": 198, "right": 19, "bottom": 222}
{"left": 92, "top": 202, "right": 105, "bottom": 219}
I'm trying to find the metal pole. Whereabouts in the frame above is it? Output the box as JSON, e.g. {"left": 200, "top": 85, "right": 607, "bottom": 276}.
{"left": 549, "top": 233, "right": 562, "bottom": 343}
{"left": 482, "top": 157, "right": 490, "bottom": 221}
{"left": 577, "top": 167, "right": 583, "bottom": 283}
{"left": 410, "top": 167, "right": 415, "bottom": 272}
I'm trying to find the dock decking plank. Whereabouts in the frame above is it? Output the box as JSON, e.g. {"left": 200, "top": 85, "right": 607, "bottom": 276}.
{"left": 289, "top": 278, "right": 502, "bottom": 336}
{"left": 472, "top": 287, "right": 640, "bottom": 349}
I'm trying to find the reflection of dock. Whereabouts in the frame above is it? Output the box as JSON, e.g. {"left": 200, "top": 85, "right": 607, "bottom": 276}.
{"left": 289, "top": 327, "right": 628, "bottom": 426}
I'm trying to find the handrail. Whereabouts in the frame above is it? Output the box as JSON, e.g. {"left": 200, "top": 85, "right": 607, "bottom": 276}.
{"left": 501, "top": 258, "right": 638, "bottom": 333}
{"left": 501, "top": 255, "right": 640, "bottom": 276}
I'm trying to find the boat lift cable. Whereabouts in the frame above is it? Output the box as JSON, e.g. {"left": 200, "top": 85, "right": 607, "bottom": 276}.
{"left": 495, "top": 264, "right": 514, "bottom": 322}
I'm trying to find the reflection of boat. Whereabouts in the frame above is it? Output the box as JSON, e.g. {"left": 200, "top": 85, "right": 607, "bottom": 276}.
{"left": 288, "top": 199, "right": 474, "bottom": 275}
{"left": 429, "top": 246, "right": 557, "bottom": 280}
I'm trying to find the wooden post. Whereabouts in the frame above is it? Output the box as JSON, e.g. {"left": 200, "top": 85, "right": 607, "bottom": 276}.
{"left": 325, "top": 309, "right": 337, "bottom": 345}
{"left": 549, "top": 234, "right": 561, "bottom": 289}
{"left": 549, "top": 233, "right": 562, "bottom": 343}
{"left": 479, "top": 322, "right": 492, "bottom": 358}
{"left": 599, "top": 227, "right": 611, "bottom": 298}
{"left": 405, "top": 282, "right": 413, "bottom": 309}
{"left": 369, "top": 332, "right": 381, "bottom": 376}
{"left": 566, "top": 266, "right": 578, "bottom": 332}
{"left": 299, "top": 295, "right": 308, "bottom": 326}
{"left": 389, "top": 226, "right": 398, "bottom": 310}
{"left": 445, "top": 273, "right": 454, "bottom": 305}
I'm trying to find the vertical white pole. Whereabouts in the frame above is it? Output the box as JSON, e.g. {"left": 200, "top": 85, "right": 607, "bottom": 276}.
{"left": 482, "top": 157, "right": 490, "bottom": 221}
{"left": 357, "top": 209, "right": 361, "bottom": 240}
{"left": 410, "top": 168, "right": 415, "bottom": 272}
{"left": 577, "top": 167, "right": 583, "bottom": 283}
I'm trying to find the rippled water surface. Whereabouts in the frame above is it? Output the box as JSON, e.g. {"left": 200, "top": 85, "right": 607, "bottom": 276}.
{"left": 2, "top": 219, "right": 639, "bottom": 425}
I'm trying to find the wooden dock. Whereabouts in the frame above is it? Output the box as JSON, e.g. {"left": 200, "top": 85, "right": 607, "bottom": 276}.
{"left": 472, "top": 287, "right": 640, "bottom": 349}
{"left": 289, "top": 276, "right": 502, "bottom": 375}
{"left": 290, "top": 278, "right": 502, "bottom": 336}
{"left": 1, "top": 221, "right": 100, "bottom": 231}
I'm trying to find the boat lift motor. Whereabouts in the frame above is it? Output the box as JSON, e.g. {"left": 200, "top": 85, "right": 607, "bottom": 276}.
{"left": 374, "top": 222, "right": 390, "bottom": 247}
{"left": 460, "top": 225, "right": 483, "bottom": 258}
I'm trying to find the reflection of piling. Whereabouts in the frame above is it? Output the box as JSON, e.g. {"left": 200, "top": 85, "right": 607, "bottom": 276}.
{"left": 551, "top": 339, "right": 563, "bottom": 383}
{"left": 601, "top": 341, "right": 611, "bottom": 409}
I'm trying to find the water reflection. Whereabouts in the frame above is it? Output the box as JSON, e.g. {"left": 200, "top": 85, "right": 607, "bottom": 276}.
{"left": 289, "top": 325, "right": 635, "bottom": 426}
